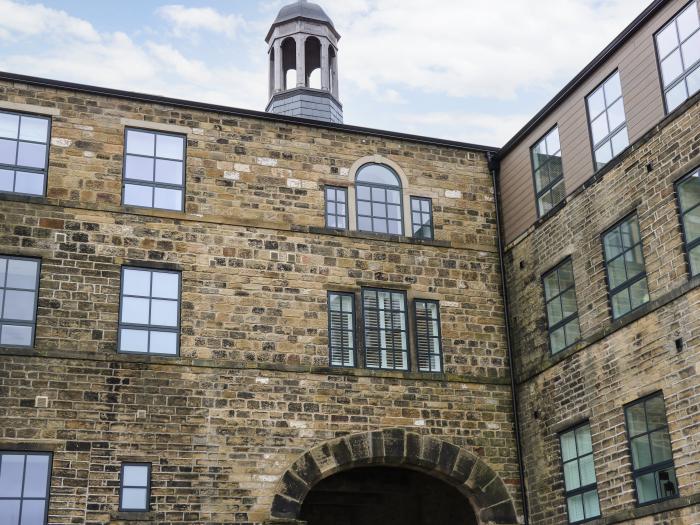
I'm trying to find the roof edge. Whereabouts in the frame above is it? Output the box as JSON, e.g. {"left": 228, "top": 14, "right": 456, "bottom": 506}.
{"left": 0, "top": 70, "right": 498, "bottom": 153}
{"left": 265, "top": 16, "right": 341, "bottom": 42}
{"left": 499, "top": 0, "right": 666, "bottom": 157}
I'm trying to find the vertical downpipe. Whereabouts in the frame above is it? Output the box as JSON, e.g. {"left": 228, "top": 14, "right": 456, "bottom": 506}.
{"left": 487, "top": 151, "right": 529, "bottom": 524}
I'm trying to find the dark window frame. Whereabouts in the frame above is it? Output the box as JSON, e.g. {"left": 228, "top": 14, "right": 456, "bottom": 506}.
{"left": 623, "top": 392, "right": 679, "bottom": 506}
{"left": 674, "top": 168, "right": 700, "bottom": 277}
{"left": 601, "top": 213, "right": 649, "bottom": 320}
{"left": 585, "top": 69, "right": 629, "bottom": 173}
{"left": 121, "top": 127, "right": 187, "bottom": 212}
{"left": 0, "top": 450, "right": 53, "bottom": 525}
{"left": 530, "top": 124, "right": 565, "bottom": 218}
{"left": 361, "top": 287, "right": 409, "bottom": 371}
{"left": 324, "top": 186, "right": 348, "bottom": 230}
{"left": 0, "top": 109, "right": 51, "bottom": 198}
{"left": 541, "top": 257, "right": 581, "bottom": 354}
{"left": 355, "top": 163, "right": 404, "bottom": 236}
{"left": 117, "top": 266, "right": 182, "bottom": 357}
{"left": 0, "top": 255, "right": 42, "bottom": 349}
{"left": 119, "top": 462, "right": 152, "bottom": 513}
{"left": 653, "top": 0, "right": 700, "bottom": 114}
{"left": 326, "top": 291, "right": 356, "bottom": 368}
{"left": 557, "top": 422, "right": 601, "bottom": 524}
{"left": 413, "top": 298, "right": 442, "bottom": 372}
{"left": 410, "top": 196, "right": 434, "bottom": 239}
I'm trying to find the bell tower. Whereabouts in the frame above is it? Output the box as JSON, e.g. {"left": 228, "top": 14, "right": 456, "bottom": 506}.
{"left": 265, "top": 0, "right": 342, "bottom": 123}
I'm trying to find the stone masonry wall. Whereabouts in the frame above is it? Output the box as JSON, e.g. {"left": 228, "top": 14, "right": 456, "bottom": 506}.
{"left": 0, "top": 77, "right": 520, "bottom": 524}
{"left": 503, "top": 95, "right": 700, "bottom": 523}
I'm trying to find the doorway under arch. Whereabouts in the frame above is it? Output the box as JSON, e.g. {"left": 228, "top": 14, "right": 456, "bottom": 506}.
{"left": 299, "top": 466, "right": 478, "bottom": 525}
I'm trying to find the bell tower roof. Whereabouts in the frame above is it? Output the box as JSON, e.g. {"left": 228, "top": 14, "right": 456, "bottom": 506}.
{"left": 266, "top": 0, "right": 339, "bottom": 41}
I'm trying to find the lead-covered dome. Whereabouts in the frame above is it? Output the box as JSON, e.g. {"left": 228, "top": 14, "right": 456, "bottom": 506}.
{"left": 267, "top": 0, "right": 339, "bottom": 40}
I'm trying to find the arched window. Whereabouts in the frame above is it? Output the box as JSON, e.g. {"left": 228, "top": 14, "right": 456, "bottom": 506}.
{"left": 356, "top": 163, "right": 403, "bottom": 235}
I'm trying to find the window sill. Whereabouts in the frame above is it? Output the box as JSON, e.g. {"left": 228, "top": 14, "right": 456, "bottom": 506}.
{"left": 0, "top": 192, "right": 48, "bottom": 205}
{"left": 112, "top": 511, "right": 154, "bottom": 521}
{"left": 308, "top": 226, "right": 451, "bottom": 247}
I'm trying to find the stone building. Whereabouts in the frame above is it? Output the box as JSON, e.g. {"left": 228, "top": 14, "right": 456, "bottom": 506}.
{"left": 0, "top": 1, "right": 697, "bottom": 525}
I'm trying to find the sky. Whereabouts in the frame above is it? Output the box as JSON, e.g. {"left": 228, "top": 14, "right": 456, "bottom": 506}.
{"left": 0, "top": 0, "right": 651, "bottom": 147}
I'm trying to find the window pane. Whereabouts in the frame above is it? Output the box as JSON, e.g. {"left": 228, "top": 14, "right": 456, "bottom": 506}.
{"left": 358, "top": 216, "right": 371, "bottom": 231}
{"left": 0, "top": 138, "right": 16, "bottom": 164}
{"left": 690, "top": 245, "right": 700, "bottom": 275}
{"left": 16, "top": 142, "right": 46, "bottom": 169}
{"left": 611, "top": 127, "right": 629, "bottom": 156}
{"left": 666, "top": 81, "right": 688, "bottom": 111}
{"left": 561, "top": 289, "right": 577, "bottom": 318}
{"left": 3, "top": 290, "right": 35, "bottom": 321}
{"left": 123, "top": 465, "right": 149, "bottom": 486}
{"left": 121, "top": 487, "right": 147, "bottom": 510}
{"left": 123, "top": 269, "right": 151, "bottom": 297}
{"left": 595, "top": 142, "right": 612, "bottom": 169}
{"left": 631, "top": 435, "right": 652, "bottom": 469}
{"left": 155, "top": 159, "right": 183, "bottom": 185}
{"left": 607, "top": 256, "right": 627, "bottom": 288}
{"left": 0, "top": 113, "right": 19, "bottom": 139}
{"left": 126, "top": 130, "right": 155, "bottom": 156}
{"left": 677, "top": 4, "right": 700, "bottom": 40}
{"left": 627, "top": 402, "right": 648, "bottom": 436}
{"left": 583, "top": 489, "right": 601, "bottom": 518}
{"left": 0, "top": 258, "right": 5, "bottom": 286}
{"left": 579, "top": 455, "right": 596, "bottom": 486}
{"left": 563, "top": 460, "right": 580, "bottom": 490}
{"left": 121, "top": 296, "right": 150, "bottom": 324}
{"left": 550, "top": 326, "right": 565, "bottom": 353}
{"left": 564, "top": 320, "right": 580, "bottom": 346}
{"left": 629, "top": 278, "right": 649, "bottom": 310}
{"left": 150, "top": 299, "right": 178, "bottom": 327}
{"left": 0, "top": 454, "right": 24, "bottom": 497}
{"left": 19, "top": 117, "right": 48, "bottom": 142}
{"left": 587, "top": 88, "right": 605, "bottom": 118}
{"left": 19, "top": 499, "right": 45, "bottom": 525}
{"left": 150, "top": 331, "right": 177, "bottom": 354}
{"left": 650, "top": 429, "right": 673, "bottom": 463}
{"left": 612, "top": 289, "right": 631, "bottom": 318}
{"left": 151, "top": 272, "right": 178, "bottom": 299}
{"left": 560, "top": 431, "right": 577, "bottom": 461}
{"left": 156, "top": 134, "right": 184, "bottom": 160}
{"left": 14, "top": 172, "right": 44, "bottom": 196}
{"left": 6, "top": 259, "right": 39, "bottom": 289}
{"left": 679, "top": 173, "right": 700, "bottom": 211}
{"left": 0, "top": 324, "right": 33, "bottom": 346}
{"left": 657, "top": 23, "right": 679, "bottom": 58}
{"left": 154, "top": 187, "right": 182, "bottom": 211}
{"left": 23, "top": 455, "right": 49, "bottom": 498}
{"left": 0, "top": 169, "right": 13, "bottom": 191}
{"left": 688, "top": 66, "right": 700, "bottom": 96}
{"left": 658, "top": 468, "right": 678, "bottom": 499}
{"left": 546, "top": 298, "right": 563, "bottom": 325}
{"left": 591, "top": 113, "right": 609, "bottom": 144}
{"left": 356, "top": 164, "right": 399, "bottom": 186}
{"left": 545, "top": 128, "right": 560, "bottom": 153}
{"left": 0, "top": 500, "right": 20, "bottom": 525}
{"left": 646, "top": 395, "right": 667, "bottom": 429}
{"left": 567, "top": 494, "right": 584, "bottom": 523}
{"left": 388, "top": 220, "right": 402, "bottom": 235}
{"left": 543, "top": 272, "right": 560, "bottom": 300}
{"left": 124, "top": 155, "right": 154, "bottom": 182}
{"left": 661, "top": 50, "right": 684, "bottom": 86}
{"left": 681, "top": 31, "right": 700, "bottom": 69}
{"left": 636, "top": 472, "right": 658, "bottom": 504}
{"left": 604, "top": 72, "right": 622, "bottom": 102}
{"left": 123, "top": 184, "right": 153, "bottom": 208}
{"left": 356, "top": 185, "right": 370, "bottom": 200}
{"left": 575, "top": 425, "right": 593, "bottom": 455}
{"left": 119, "top": 328, "right": 149, "bottom": 353}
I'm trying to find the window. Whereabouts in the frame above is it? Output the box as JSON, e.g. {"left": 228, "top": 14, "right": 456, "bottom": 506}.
{"left": 410, "top": 197, "right": 433, "bottom": 239}
{"left": 414, "top": 299, "right": 442, "bottom": 372}
{"left": 655, "top": 1, "right": 700, "bottom": 112}
{"left": 0, "top": 111, "right": 50, "bottom": 197}
{"left": 625, "top": 393, "right": 678, "bottom": 505}
{"left": 531, "top": 126, "right": 565, "bottom": 216}
{"left": 122, "top": 128, "right": 185, "bottom": 211}
{"left": 0, "top": 256, "right": 40, "bottom": 347}
{"left": 118, "top": 267, "right": 180, "bottom": 355}
{"left": 559, "top": 423, "right": 601, "bottom": 523}
{"left": 543, "top": 259, "right": 581, "bottom": 353}
{"left": 676, "top": 168, "right": 700, "bottom": 275}
{"left": 586, "top": 71, "right": 629, "bottom": 171}
{"left": 602, "top": 214, "right": 649, "bottom": 319}
{"left": 362, "top": 288, "right": 408, "bottom": 370}
{"left": 325, "top": 186, "right": 348, "bottom": 229}
{"left": 0, "top": 451, "right": 52, "bottom": 525}
{"left": 119, "top": 463, "right": 151, "bottom": 512}
{"left": 356, "top": 163, "right": 403, "bottom": 235}
{"left": 327, "top": 292, "right": 355, "bottom": 367}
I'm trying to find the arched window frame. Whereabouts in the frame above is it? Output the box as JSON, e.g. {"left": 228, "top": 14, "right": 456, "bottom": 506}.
{"left": 355, "top": 163, "right": 404, "bottom": 236}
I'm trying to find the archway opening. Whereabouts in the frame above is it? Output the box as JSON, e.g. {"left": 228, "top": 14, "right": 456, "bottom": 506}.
{"left": 299, "top": 466, "right": 478, "bottom": 525}
{"left": 305, "top": 36, "right": 321, "bottom": 89}
{"left": 282, "top": 37, "right": 297, "bottom": 89}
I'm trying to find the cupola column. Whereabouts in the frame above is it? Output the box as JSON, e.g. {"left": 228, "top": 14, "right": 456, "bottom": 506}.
{"left": 295, "top": 35, "right": 306, "bottom": 87}
{"left": 321, "top": 41, "right": 330, "bottom": 91}
{"left": 273, "top": 40, "right": 283, "bottom": 93}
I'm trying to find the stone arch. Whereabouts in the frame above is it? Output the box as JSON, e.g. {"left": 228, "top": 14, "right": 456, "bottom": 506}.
{"left": 270, "top": 428, "right": 518, "bottom": 525}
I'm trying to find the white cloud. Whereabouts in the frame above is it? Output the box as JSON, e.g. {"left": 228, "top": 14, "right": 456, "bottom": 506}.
{"left": 0, "top": 0, "right": 100, "bottom": 42}
{"left": 156, "top": 5, "right": 246, "bottom": 38}
{"left": 320, "top": 0, "right": 645, "bottom": 100}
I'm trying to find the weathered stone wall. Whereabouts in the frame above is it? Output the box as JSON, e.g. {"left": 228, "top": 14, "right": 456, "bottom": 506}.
{"left": 503, "top": 95, "right": 700, "bottom": 523}
{"left": 0, "top": 78, "right": 519, "bottom": 524}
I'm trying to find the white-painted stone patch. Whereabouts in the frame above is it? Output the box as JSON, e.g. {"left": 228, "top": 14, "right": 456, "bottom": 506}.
{"left": 224, "top": 171, "right": 240, "bottom": 181}
{"left": 234, "top": 163, "right": 251, "bottom": 173}
{"left": 255, "top": 377, "right": 270, "bottom": 384}
{"left": 287, "top": 178, "right": 301, "bottom": 188}
{"left": 289, "top": 420, "right": 307, "bottom": 429}
{"left": 445, "top": 189, "right": 462, "bottom": 199}
{"left": 257, "top": 157, "right": 278, "bottom": 167}
{"left": 256, "top": 475, "right": 279, "bottom": 483}
{"left": 441, "top": 301, "right": 460, "bottom": 308}
{"left": 51, "top": 138, "right": 72, "bottom": 147}
{"left": 192, "top": 128, "right": 204, "bottom": 135}
{"left": 339, "top": 167, "right": 350, "bottom": 177}
{"left": 414, "top": 419, "right": 426, "bottom": 427}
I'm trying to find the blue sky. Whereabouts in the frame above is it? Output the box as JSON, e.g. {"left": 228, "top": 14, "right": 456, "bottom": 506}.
{"left": 0, "top": 0, "right": 649, "bottom": 146}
